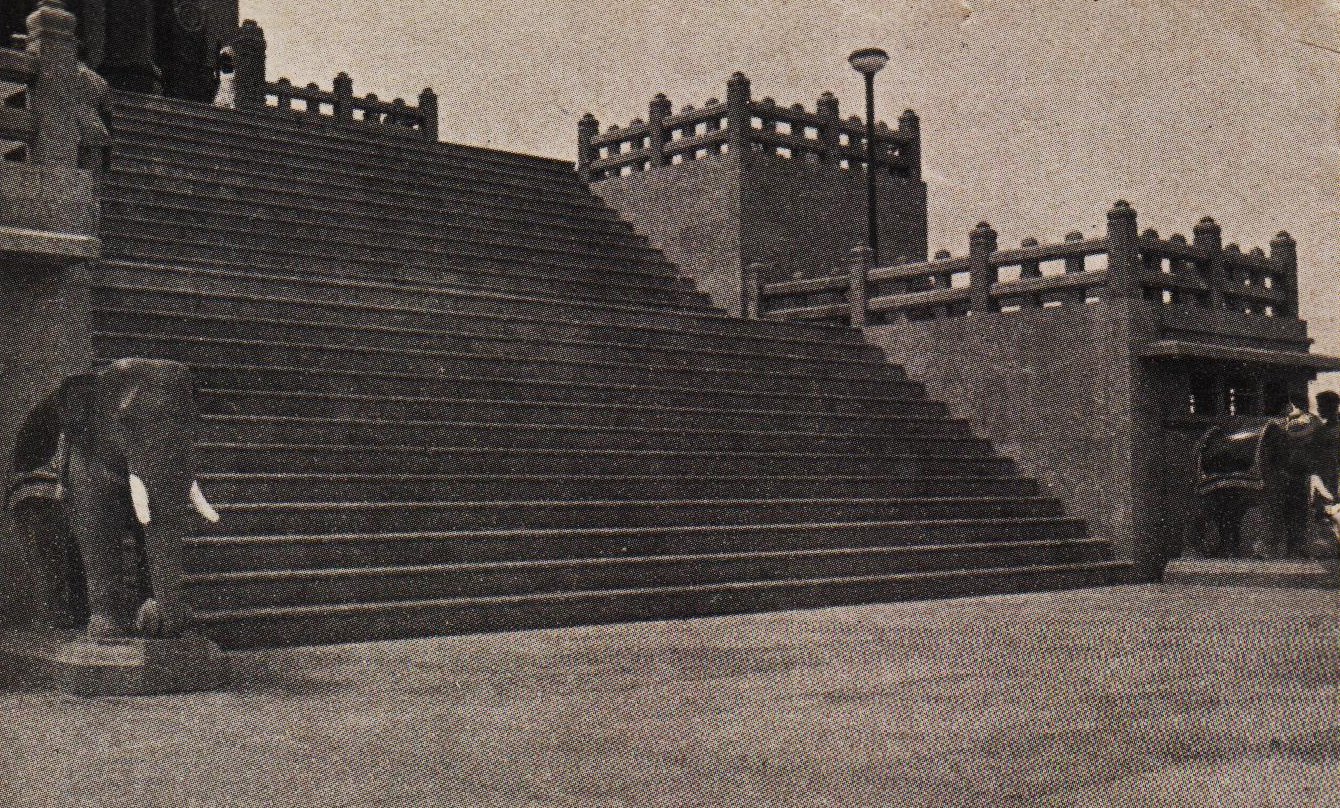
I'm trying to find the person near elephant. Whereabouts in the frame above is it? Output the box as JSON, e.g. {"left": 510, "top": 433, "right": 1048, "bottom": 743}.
{"left": 6, "top": 358, "right": 220, "bottom": 639}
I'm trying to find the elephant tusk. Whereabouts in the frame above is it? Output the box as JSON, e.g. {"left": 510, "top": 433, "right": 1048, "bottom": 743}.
{"left": 190, "top": 480, "right": 221, "bottom": 523}
{"left": 1309, "top": 474, "right": 1335, "bottom": 504}
{"left": 128, "top": 473, "right": 152, "bottom": 525}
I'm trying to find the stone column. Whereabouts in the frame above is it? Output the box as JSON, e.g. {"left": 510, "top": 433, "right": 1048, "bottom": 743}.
{"left": 967, "top": 222, "right": 998, "bottom": 313}
{"left": 1270, "top": 231, "right": 1298, "bottom": 318}
{"left": 1193, "top": 216, "right": 1224, "bottom": 310}
{"left": 648, "top": 93, "right": 670, "bottom": 168}
{"left": 230, "top": 18, "right": 265, "bottom": 109}
{"left": 1104, "top": 200, "right": 1139, "bottom": 299}
{"left": 99, "top": 0, "right": 161, "bottom": 93}
{"left": 725, "top": 72, "right": 751, "bottom": 159}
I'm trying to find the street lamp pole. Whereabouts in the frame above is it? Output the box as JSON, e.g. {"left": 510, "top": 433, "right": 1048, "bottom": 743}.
{"left": 848, "top": 47, "right": 890, "bottom": 266}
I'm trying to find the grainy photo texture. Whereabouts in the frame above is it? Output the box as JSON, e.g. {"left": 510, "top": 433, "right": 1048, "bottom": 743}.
{"left": 0, "top": 1, "right": 1337, "bottom": 806}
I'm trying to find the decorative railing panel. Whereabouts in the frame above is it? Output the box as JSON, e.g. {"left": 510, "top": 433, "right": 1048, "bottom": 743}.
{"left": 754, "top": 202, "right": 1301, "bottom": 328}
{"left": 0, "top": 46, "right": 37, "bottom": 162}
{"left": 579, "top": 73, "right": 919, "bottom": 182}
{"left": 230, "top": 21, "right": 439, "bottom": 141}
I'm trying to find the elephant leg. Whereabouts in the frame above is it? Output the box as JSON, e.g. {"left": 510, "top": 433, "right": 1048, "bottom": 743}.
{"left": 64, "top": 451, "right": 132, "bottom": 638}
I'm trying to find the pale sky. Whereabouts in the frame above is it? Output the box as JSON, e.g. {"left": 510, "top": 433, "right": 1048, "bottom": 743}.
{"left": 242, "top": 0, "right": 1339, "bottom": 379}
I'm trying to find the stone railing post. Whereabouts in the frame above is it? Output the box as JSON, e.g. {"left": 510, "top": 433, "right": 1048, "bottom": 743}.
{"left": 418, "top": 87, "right": 438, "bottom": 140}
{"left": 968, "top": 222, "right": 998, "bottom": 313}
{"left": 1193, "top": 216, "right": 1224, "bottom": 309}
{"left": 577, "top": 113, "right": 599, "bottom": 182}
{"left": 1270, "top": 231, "right": 1298, "bottom": 318}
{"left": 898, "top": 109, "right": 921, "bottom": 180}
{"left": 817, "top": 91, "right": 840, "bottom": 166}
{"left": 648, "top": 93, "right": 671, "bottom": 168}
{"left": 25, "top": 0, "right": 81, "bottom": 168}
{"left": 847, "top": 245, "right": 873, "bottom": 327}
{"left": 1104, "top": 200, "right": 1139, "bottom": 299}
{"left": 332, "top": 72, "right": 353, "bottom": 121}
{"left": 742, "top": 260, "right": 770, "bottom": 319}
{"left": 726, "top": 72, "right": 751, "bottom": 158}
{"left": 231, "top": 19, "right": 267, "bottom": 110}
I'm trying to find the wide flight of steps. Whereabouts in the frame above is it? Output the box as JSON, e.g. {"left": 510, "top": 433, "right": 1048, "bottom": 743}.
{"left": 94, "top": 92, "right": 1133, "bottom": 648}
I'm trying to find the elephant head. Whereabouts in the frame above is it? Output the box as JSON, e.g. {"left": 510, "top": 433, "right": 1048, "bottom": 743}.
{"left": 8, "top": 358, "right": 219, "bottom": 639}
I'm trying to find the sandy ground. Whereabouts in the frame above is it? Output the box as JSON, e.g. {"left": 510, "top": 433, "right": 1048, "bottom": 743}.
{"left": 0, "top": 584, "right": 1336, "bottom": 808}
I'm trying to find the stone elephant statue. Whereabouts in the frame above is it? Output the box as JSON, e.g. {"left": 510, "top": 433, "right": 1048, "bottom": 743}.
{"left": 1191, "top": 413, "right": 1319, "bottom": 560}
{"left": 6, "top": 358, "right": 219, "bottom": 639}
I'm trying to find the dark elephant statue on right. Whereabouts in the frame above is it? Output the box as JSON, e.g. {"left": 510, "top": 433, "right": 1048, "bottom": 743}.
{"left": 7, "top": 358, "right": 219, "bottom": 639}
{"left": 1192, "top": 411, "right": 1321, "bottom": 560}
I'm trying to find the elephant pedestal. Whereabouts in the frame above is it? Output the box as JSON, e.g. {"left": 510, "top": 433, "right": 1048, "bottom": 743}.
{"left": 0, "top": 626, "right": 227, "bottom": 696}
{"left": 1163, "top": 557, "right": 1340, "bottom": 589}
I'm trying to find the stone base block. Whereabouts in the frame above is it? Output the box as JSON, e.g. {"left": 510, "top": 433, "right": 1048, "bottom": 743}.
{"left": 1163, "top": 557, "right": 1340, "bottom": 589}
{"left": 0, "top": 628, "right": 228, "bottom": 696}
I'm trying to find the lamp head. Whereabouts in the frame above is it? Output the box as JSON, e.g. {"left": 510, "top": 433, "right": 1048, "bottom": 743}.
{"left": 848, "top": 47, "right": 890, "bottom": 76}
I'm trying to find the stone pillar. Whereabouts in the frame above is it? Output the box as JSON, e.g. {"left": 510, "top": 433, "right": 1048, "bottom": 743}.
{"left": 1193, "top": 216, "right": 1224, "bottom": 309}
{"left": 648, "top": 93, "right": 670, "bottom": 168}
{"left": 847, "top": 245, "right": 872, "bottom": 327}
{"left": 1104, "top": 200, "right": 1139, "bottom": 299}
{"left": 1270, "top": 231, "right": 1298, "bottom": 318}
{"left": 898, "top": 109, "right": 920, "bottom": 180}
{"left": 25, "top": 0, "right": 81, "bottom": 168}
{"left": 817, "top": 91, "right": 840, "bottom": 166}
{"left": 332, "top": 72, "right": 353, "bottom": 120}
{"left": 99, "top": 0, "right": 161, "bottom": 93}
{"left": 742, "top": 260, "right": 768, "bottom": 319}
{"left": 230, "top": 18, "right": 265, "bottom": 110}
{"left": 418, "top": 87, "right": 438, "bottom": 141}
{"left": 967, "top": 222, "right": 998, "bottom": 313}
{"left": 725, "top": 71, "right": 751, "bottom": 158}
{"left": 577, "top": 113, "right": 598, "bottom": 183}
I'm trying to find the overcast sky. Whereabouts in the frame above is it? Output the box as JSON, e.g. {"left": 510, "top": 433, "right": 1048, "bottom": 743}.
{"left": 242, "top": 0, "right": 1339, "bottom": 379}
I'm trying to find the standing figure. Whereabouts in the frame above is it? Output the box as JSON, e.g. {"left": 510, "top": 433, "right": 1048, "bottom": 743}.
{"left": 212, "top": 44, "right": 235, "bottom": 108}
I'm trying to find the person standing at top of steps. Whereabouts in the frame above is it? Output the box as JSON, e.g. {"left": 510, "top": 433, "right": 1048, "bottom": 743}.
{"left": 213, "top": 45, "right": 236, "bottom": 108}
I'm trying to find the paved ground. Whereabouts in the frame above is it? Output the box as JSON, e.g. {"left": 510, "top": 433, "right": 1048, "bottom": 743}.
{"left": 0, "top": 584, "right": 1336, "bottom": 808}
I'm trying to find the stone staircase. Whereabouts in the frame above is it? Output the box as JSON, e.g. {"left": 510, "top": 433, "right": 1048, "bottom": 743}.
{"left": 94, "top": 92, "right": 1132, "bottom": 648}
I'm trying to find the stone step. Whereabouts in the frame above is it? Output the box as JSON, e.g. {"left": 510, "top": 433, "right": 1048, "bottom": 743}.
{"left": 90, "top": 269, "right": 865, "bottom": 357}
{"left": 101, "top": 194, "right": 668, "bottom": 272}
{"left": 91, "top": 306, "right": 888, "bottom": 371}
{"left": 188, "top": 517, "right": 1086, "bottom": 572}
{"left": 202, "top": 495, "right": 1063, "bottom": 537}
{"left": 95, "top": 333, "right": 907, "bottom": 398}
{"left": 103, "top": 176, "right": 652, "bottom": 256}
{"left": 107, "top": 154, "right": 628, "bottom": 232}
{"left": 180, "top": 363, "right": 929, "bottom": 417}
{"left": 187, "top": 538, "right": 1112, "bottom": 611}
{"left": 88, "top": 270, "right": 861, "bottom": 349}
{"left": 116, "top": 92, "right": 579, "bottom": 181}
{"left": 197, "top": 414, "right": 991, "bottom": 456}
{"left": 108, "top": 132, "right": 596, "bottom": 213}
{"left": 110, "top": 115, "right": 593, "bottom": 203}
{"left": 194, "top": 389, "right": 960, "bottom": 435}
{"left": 113, "top": 98, "right": 586, "bottom": 193}
{"left": 101, "top": 217, "right": 685, "bottom": 285}
{"left": 196, "top": 441, "right": 1013, "bottom": 477}
{"left": 200, "top": 472, "right": 1039, "bottom": 504}
{"left": 195, "top": 560, "right": 1132, "bottom": 648}
{"left": 96, "top": 253, "right": 698, "bottom": 314}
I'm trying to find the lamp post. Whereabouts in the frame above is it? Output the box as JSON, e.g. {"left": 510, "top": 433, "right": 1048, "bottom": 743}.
{"left": 848, "top": 47, "right": 889, "bottom": 265}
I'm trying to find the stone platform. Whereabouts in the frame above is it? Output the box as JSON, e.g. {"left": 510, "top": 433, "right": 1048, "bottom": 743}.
{"left": 0, "top": 628, "right": 228, "bottom": 696}
{"left": 1163, "top": 557, "right": 1340, "bottom": 589}
{"left": 0, "top": 584, "right": 1335, "bottom": 808}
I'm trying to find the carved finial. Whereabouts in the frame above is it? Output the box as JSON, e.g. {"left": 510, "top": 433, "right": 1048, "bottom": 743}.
{"left": 276, "top": 77, "right": 292, "bottom": 86}
{"left": 1198, "top": 216, "right": 1218, "bottom": 228}
{"left": 1274, "top": 230, "right": 1294, "bottom": 242}
{"left": 791, "top": 102, "right": 805, "bottom": 111}
{"left": 1065, "top": 231, "right": 1084, "bottom": 242}
{"left": 607, "top": 123, "right": 620, "bottom": 131}
{"left": 1142, "top": 228, "right": 1159, "bottom": 239}
{"left": 630, "top": 117, "right": 644, "bottom": 125}
{"left": 705, "top": 98, "right": 720, "bottom": 105}
{"left": 934, "top": 250, "right": 951, "bottom": 260}
{"left": 760, "top": 97, "right": 775, "bottom": 107}
{"left": 1170, "top": 233, "right": 1187, "bottom": 244}
{"left": 1225, "top": 243, "right": 1241, "bottom": 253}
{"left": 1021, "top": 237, "right": 1039, "bottom": 247}
{"left": 1249, "top": 246, "right": 1265, "bottom": 258}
